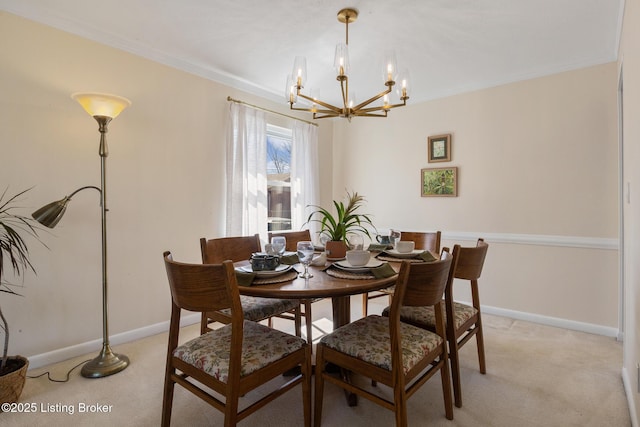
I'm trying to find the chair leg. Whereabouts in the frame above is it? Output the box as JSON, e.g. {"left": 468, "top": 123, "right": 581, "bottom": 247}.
{"left": 393, "top": 387, "right": 408, "bottom": 427}
{"left": 200, "top": 312, "right": 209, "bottom": 335}
{"left": 161, "top": 372, "right": 175, "bottom": 427}
{"left": 302, "top": 346, "right": 312, "bottom": 427}
{"left": 294, "top": 305, "right": 302, "bottom": 338}
{"left": 304, "top": 300, "right": 313, "bottom": 343}
{"left": 449, "top": 339, "right": 463, "bottom": 408}
{"left": 362, "top": 293, "right": 369, "bottom": 317}
{"left": 439, "top": 351, "right": 454, "bottom": 420}
{"left": 268, "top": 317, "right": 273, "bottom": 328}
{"left": 476, "top": 318, "right": 487, "bottom": 374}
{"left": 314, "top": 346, "right": 326, "bottom": 427}
{"left": 224, "top": 389, "right": 240, "bottom": 427}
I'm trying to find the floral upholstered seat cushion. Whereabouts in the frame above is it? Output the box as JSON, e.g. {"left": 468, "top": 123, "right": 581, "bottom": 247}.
{"left": 174, "top": 320, "right": 306, "bottom": 383}
{"left": 319, "top": 315, "right": 442, "bottom": 375}
{"left": 219, "top": 296, "right": 300, "bottom": 322}
{"left": 382, "top": 302, "right": 478, "bottom": 330}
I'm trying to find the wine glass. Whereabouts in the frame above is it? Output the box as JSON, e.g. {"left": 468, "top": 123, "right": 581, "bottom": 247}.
{"left": 390, "top": 229, "right": 401, "bottom": 249}
{"left": 346, "top": 233, "right": 364, "bottom": 250}
{"left": 296, "top": 241, "right": 315, "bottom": 279}
{"left": 271, "top": 236, "right": 286, "bottom": 256}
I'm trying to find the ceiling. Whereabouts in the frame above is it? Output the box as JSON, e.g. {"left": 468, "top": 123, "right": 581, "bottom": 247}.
{"left": 0, "top": 0, "right": 624, "bottom": 108}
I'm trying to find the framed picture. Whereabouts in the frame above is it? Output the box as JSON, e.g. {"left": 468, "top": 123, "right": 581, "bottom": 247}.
{"left": 421, "top": 167, "right": 458, "bottom": 197}
{"left": 427, "top": 134, "right": 451, "bottom": 163}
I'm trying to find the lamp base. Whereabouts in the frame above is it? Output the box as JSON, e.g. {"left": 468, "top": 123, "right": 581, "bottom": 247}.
{"left": 81, "top": 344, "right": 129, "bottom": 378}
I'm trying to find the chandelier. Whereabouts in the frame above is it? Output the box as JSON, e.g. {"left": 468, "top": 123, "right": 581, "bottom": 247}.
{"left": 286, "top": 8, "right": 410, "bottom": 120}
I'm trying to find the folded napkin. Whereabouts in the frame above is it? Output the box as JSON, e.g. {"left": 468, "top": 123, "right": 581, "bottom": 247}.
{"left": 418, "top": 251, "right": 438, "bottom": 262}
{"left": 367, "top": 243, "right": 389, "bottom": 252}
{"left": 279, "top": 254, "right": 299, "bottom": 265}
{"left": 371, "top": 263, "right": 397, "bottom": 279}
{"left": 235, "top": 271, "right": 256, "bottom": 286}
{"left": 311, "top": 252, "right": 327, "bottom": 266}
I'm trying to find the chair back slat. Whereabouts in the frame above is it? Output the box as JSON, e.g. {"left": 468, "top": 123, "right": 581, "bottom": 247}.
{"left": 268, "top": 230, "right": 312, "bottom": 252}
{"left": 163, "top": 251, "right": 239, "bottom": 314}
{"left": 200, "top": 234, "right": 261, "bottom": 264}
{"left": 399, "top": 231, "right": 441, "bottom": 253}
{"left": 453, "top": 238, "right": 488, "bottom": 281}
{"left": 392, "top": 252, "right": 453, "bottom": 311}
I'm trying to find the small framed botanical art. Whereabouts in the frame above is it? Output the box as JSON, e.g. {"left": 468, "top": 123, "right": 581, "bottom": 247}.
{"left": 427, "top": 134, "right": 451, "bottom": 163}
{"left": 421, "top": 167, "right": 458, "bottom": 197}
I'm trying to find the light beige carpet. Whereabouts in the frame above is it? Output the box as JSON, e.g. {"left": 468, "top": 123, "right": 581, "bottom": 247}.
{"left": 2, "top": 297, "right": 630, "bottom": 426}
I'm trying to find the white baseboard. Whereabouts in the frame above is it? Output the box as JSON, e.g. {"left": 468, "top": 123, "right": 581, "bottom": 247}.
{"left": 622, "top": 366, "right": 639, "bottom": 427}
{"left": 27, "top": 305, "right": 620, "bottom": 371}
{"left": 482, "top": 305, "right": 620, "bottom": 337}
{"left": 27, "top": 313, "right": 201, "bottom": 371}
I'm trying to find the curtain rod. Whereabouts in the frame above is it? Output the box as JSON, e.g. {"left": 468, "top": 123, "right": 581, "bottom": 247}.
{"left": 226, "top": 96, "right": 318, "bottom": 127}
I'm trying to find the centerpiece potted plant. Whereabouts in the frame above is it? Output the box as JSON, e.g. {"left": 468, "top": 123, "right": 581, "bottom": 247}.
{"left": 306, "top": 191, "right": 376, "bottom": 259}
{"left": 0, "top": 188, "right": 43, "bottom": 404}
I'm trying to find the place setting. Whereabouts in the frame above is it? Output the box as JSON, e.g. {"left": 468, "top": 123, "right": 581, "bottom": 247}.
{"left": 233, "top": 236, "right": 331, "bottom": 285}
{"left": 373, "top": 231, "right": 439, "bottom": 263}
{"left": 234, "top": 236, "right": 302, "bottom": 285}
{"left": 326, "top": 246, "right": 396, "bottom": 280}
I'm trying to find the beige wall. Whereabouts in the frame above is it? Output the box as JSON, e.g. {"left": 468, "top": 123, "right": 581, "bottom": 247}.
{"left": 0, "top": 10, "right": 622, "bottom": 374}
{"left": 332, "top": 62, "right": 620, "bottom": 329}
{"left": 0, "top": 12, "right": 333, "bottom": 361}
{"left": 619, "top": 0, "right": 640, "bottom": 423}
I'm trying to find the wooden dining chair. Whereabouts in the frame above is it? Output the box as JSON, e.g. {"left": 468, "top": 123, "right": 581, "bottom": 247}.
{"left": 200, "top": 235, "right": 302, "bottom": 336}
{"left": 161, "top": 252, "right": 311, "bottom": 427}
{"left": 383, "top": 238, "right": 489, "bottom": 408}
{"left": 314, "top": 253, "right": 456, "bottom": 427}
{"left": 268, "top": 230, "right": 320, "bottom": 343}
{"left": 362, "top": 230, "right": 441, "bottom": 316}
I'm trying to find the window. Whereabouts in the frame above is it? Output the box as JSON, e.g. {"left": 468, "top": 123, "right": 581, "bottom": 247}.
{"left": 266, "top": 124, "right": 292, "bottom": 231}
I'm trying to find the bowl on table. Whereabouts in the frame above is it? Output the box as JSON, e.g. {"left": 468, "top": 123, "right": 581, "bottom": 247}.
{"left": 395, "top": 241, "right": 415, "bottom": 253}
{"left": 249, "top": 253, "right": 279, "bottom": 271}
{"left": 345, "top": 250, "right": 371, "bottom": 267}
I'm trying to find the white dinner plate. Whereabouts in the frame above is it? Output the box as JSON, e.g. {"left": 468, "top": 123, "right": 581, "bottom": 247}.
{"left": 334, "top": 259, "right": 384, "bottom": 273}
{"left": 383, "top": 249, "right": 425, "bottom": 259}
{"left": 236, "top": 264, "right": 293, "bottom": 278}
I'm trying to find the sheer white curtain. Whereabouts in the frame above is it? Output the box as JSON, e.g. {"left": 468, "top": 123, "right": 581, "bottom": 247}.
{"left": 225, "top": 103, "right": 268, "bottom": 240}
{"left": 290, "top": 120, "right": 320, "bottom": 240}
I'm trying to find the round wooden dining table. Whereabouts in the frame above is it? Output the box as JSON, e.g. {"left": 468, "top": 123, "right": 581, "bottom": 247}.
{"left": 235, "top": 262, "right": 398, "bottom": 330}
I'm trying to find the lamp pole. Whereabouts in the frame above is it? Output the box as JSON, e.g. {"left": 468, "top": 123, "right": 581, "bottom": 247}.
{"left": 79, "top": 114, "right": 129, "bottom": 378}
{"left": 32, "top": 93, "right": 131, "bottom": 378}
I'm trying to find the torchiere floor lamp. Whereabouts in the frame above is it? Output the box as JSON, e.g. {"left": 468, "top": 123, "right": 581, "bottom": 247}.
{"left": 32, "top": 93, "right": 131, "bottom": 378}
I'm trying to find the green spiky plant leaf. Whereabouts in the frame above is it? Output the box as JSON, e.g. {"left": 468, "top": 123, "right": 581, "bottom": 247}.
{"left": 0, "top": 187, "right": 44, "bottom": 373}
{"left": 306, "top": 191, "right": 376, "bottom": 242}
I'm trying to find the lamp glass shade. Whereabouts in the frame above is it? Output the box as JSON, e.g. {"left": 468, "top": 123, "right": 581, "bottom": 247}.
{"left": 396, "top": 68, "right": 411, "bottom": 98}
{"left": 382, "top": 50, "right": 398, "bottom": 84}
{"left": 71, "top": 92, "right": 131, "bottom": 119}
{"left": 285, "top": 75, "right": 297, "bottom": 103}
{"left": 291, "top": 56, "right": 307, "bottom": 88}
{"left": 333, "top": 43, "right": 349, "bottom": 77}
{"left": 32, "top": 197, "right": 71, "bottom": 229}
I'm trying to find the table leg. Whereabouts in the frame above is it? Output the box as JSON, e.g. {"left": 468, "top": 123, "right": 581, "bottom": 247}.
{"left": 331, "top": 295, "right": 358, "bottom": 407}
{"left": 331, "top": 296, "right": 351, "bottom": 329}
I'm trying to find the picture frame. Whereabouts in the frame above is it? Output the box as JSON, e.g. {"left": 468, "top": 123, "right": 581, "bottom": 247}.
{"left": 427, "top": 134, "right": 451, "bottom": 163}
{"left": 421, "top": 167, "right": 458, "bottom": 197}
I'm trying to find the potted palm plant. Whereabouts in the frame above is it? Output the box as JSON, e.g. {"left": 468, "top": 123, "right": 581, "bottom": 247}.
{"left": 0, "top": 188, "right": 43, "bottom": 404}
{"left": 306, "top": 191, "right": 376, "bottom": 259}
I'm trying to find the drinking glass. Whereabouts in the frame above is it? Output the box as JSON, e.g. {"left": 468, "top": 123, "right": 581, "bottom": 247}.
{"left": 296, "top": 241, "right": 315, "bottom": 279}
{"left": 390, "top": 229, "right": 401, "bottom": 249}
{"left": 271, "top": 236, "right": 286, "bottom": 256}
